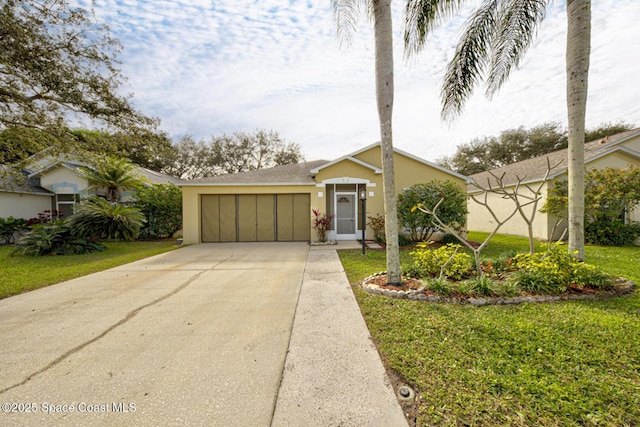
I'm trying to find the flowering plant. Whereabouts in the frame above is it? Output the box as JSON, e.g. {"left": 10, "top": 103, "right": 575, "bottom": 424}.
{"left": 312, "top": 209, "right": 334, "bottom": 242}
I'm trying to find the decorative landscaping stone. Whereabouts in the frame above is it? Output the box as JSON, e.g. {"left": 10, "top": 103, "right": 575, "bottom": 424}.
{"left": 360, "top": 273, "right": 636, "bottom": 306}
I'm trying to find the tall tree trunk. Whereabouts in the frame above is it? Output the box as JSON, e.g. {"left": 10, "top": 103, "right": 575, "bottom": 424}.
{"left": 566, "top": 0, "right": 590, "bottom": 261}
{"left": 373, "top": 0, "right": 401, "bottom": 285}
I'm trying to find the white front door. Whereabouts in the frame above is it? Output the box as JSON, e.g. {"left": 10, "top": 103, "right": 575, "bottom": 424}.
{"left": 335, "top": 193, "right": 357, "bottom": 240}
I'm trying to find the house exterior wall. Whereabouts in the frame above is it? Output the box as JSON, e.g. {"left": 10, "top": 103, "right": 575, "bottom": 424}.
{"left": 468, "top": 148, "right": 640, "bottom": 240}
{"left": 0, "top": 192, "right": 53, "bottom": 220}
{"left": 181, "top": 184, "right": 314, "bottom": 244}
{"left": 618, "top": 134, "right": 640, "bottom": 152}
{"left": 39, "top": 167, "right": 88, "bottom": 195}
{"left": 351, "top": 146, "right": 466, "bottom": 190}
{"left": 182, "top": 147, "right": 469, "bottom": 244}
{"left": 314, "top": 161, "right": 382, "bottom": 241}
{"left": 467, "top": 182, "right": 554, "bottom": 240}
{"left": 314, "top": 148, "right": 468, "bottom": 240}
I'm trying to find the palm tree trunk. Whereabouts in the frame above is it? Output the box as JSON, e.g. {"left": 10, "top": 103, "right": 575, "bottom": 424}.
{"left": 566, "top": 0, "right": 590, "bottom": 261}
{"left": 373, "top": 0, "right": 401, "bottom": 285}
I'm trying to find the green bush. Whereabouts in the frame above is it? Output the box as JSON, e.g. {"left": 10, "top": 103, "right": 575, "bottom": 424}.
{"left": 510, "top": 242, "right": 613, "bottom": 294}
{"left": 585, "top": 219, "right": 640, "bottom": 246}
{"left": 68, "top": 196, "right": 145, "bottom": 241}
{"left": 0, "top": 216, "right": 27, "bottom": 244}
{"left": 544, "top": 166, "right": 640, "bottom": 247}
{"left": 11, "top": 221, "right": 105, "bottom": 256}
{"left": 398, "top": 180, "right": 467, "bottom": 242}
{"left": 398, "top": 233, "right": 412, "bottom": 247}
{"left": 134, "top": 183, "right": 182, "bottom": 239}
{"left": 426, "top": 277, "right": 452, "bottom": 296}
{"left": 367, "top": 214, "right": 386, "bottom": 243}
{"left": 410, "top": 243, "right": 472, "bottom": 280}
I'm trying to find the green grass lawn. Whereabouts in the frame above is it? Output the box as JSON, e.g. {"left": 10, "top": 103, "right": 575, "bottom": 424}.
{"left": 0, "top": 241, "right": 180, "bottom": 299}
{"left": 339, "top": 233, "right": 640, "bottom": 426}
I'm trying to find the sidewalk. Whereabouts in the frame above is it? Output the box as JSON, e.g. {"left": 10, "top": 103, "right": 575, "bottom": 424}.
{"left": 271, "top": 248, "right": 408, "bottom": 426}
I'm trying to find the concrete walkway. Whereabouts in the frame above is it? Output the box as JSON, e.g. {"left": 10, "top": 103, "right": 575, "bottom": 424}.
{"left": 272, "top": 249, "right": 408, "bottom": 426}
{"left": 0, "top": 242, "right": 406, "bottom": 426}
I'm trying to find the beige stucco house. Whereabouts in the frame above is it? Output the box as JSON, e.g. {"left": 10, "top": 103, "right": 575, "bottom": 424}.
{"left": 0, "top": 155, "right": 181, "bottom": 220}
{"left": 180, "top": 143, "right": 470, "bottom": 244}
{"left": 467, "top": 128, "right": 640, "bottom": 240}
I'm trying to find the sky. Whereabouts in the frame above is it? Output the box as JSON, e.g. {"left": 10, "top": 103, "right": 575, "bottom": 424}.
{"left": 77, "top": 0, "right": 640, "bottom": 163}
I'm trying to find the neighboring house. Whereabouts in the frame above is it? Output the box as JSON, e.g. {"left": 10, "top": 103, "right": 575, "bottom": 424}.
{"left": 0, "top": 154, "right": 181, "bottom": 220}
{"left": 467, "top": 128, "right": 640, "bottom": 241}
{"left": 180, "top": 143, "right": 470, "bottom": 244}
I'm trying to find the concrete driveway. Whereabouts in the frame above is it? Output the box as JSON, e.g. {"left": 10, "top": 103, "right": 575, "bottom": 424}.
{"left": 0, "top": 243, "right": 308, "bottom": 426}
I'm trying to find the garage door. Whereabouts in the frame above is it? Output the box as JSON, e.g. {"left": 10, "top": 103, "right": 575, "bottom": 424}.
{"left": 201, "top": 194, "right": 310, "bottom": 242}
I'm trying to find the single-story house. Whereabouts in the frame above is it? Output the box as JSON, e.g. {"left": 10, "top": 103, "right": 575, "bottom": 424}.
{"left": 467, "top": 128, "right": 640, "bottom": 240}
{"left": 0, "top": 154, "right": 181, "bottom": 220}
{"left": 179, "top": 143, "right": 470, "bottom": 245}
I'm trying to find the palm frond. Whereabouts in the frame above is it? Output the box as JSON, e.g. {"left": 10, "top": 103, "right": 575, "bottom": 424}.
{"left": 331, "top": 0, "right": 371, "bottom": 48}
{"left": 440, "top": 0, "right": 500, "bottom": 121}
{"left": 486, "top": 0, "right": 547, "bottom": 96}
{"left": 404, "top": 0, "right": 467, "bottom": 56}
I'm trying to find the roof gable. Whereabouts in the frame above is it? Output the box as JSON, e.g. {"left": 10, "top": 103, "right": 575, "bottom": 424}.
{"left": 309, "top": 156, "right": 382, "bottom": 174}
{"left": 314, "top": 142, "right": 471, "bottom": 182}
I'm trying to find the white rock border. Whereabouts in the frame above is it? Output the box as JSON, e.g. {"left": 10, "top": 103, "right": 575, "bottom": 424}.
{"left": 361, "top": 272, "right": 636, "bottom": 306}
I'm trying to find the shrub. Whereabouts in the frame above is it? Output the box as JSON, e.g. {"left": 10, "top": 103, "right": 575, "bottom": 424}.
{"left": 398, "top": 180, "right": 467, "bottom": 242}
{"left": 398, "top": 233, "right": 412, "bottom": 247}
{"left": 441, "top": 233, "right": 460, "bottom": 244}
{"left": 0, "top": 216, "right": 27, "bottom": 244}
{"left": 543, "top": 166, "right": 640, "bottom": 246}
{"left": 426, "top": 277, "right": 452, "bottom": 296}
{"left": 68, "top": 196, "right": 145, "bottom": 241}
{"left": 368, "top": 214, "right": 385, "bottom": 243}
{"left": 25, "top": 209, "right": 63, "bottom": 227}
{"left": 11, "top": 221, "right": 105, "bottom": 256}
{"left": 467, "top": 275, "right": 495, "bottom": 296}
{"left": 311, "top": 209, "right": 334, "bottom": 242}
{"left": 409, "top": 243, "right": 472, "bottom": 280}
{"left": 510, "top": 242, "right": 613, "bottom": 294}
{"left": 135, "top": 183, "right": 183, "bottom": 239}
{"left": 480, "top": 252, "right": 517, "bottom": 277}
{"left": 585, "top": 219, "right": 640, "bottom": 246}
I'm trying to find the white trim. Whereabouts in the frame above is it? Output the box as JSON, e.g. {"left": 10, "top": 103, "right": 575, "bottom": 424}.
{"left": 310, "top": 156, "right": 382, "bottom": 174}
{"left": 320, "top": 177, "right": 371, "bottom": 185}
{"left": 334, "top": 191, "right": 357, "bottom": 239}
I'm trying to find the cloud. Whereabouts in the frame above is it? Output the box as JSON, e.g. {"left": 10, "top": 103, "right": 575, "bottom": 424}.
{"left": 79, "top": 0, "right": 640, "bottom": 162}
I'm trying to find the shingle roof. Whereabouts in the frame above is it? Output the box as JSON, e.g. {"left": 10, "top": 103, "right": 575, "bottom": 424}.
{"left": 184, "top": 160, "right": 329, "bottom": 185}
{"left": 468, "top": 128, "right": 640, "bottom": 191}
{"left": 0, "top": 165, "right": 53, "bottom": 196}
{"left": 136, "top": 167, "right": 184, "bottom": 185}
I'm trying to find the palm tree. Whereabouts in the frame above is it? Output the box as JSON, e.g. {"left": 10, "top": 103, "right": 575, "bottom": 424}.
{"left": 405, "top": 0, "right": 590, "bottom": 260}
{"left": 332, "top": 0, "right": 402, "bottom": 284}
{"left": 332, "top": 0, "right": 476, "bottom": 284}
{"left": 78, "top": 157, "right": 144, "bottom": 203}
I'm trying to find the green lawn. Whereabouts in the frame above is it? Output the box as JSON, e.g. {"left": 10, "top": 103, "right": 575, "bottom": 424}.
{"left": 0, "top": 241, "right": 180, "bottom": 299}
{"left": 339, "top": 233, "right": 640, "bottom": 426}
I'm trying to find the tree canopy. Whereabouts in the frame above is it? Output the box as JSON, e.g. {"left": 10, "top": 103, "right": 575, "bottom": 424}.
{"left": 0, "top": 0, "right": 158, "bottom": 160}
{"left": 439, "top": 121, "right": 634, "bottom": 176}
{"left": 164, "top": 130, "right": 304, "bottom": 179}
